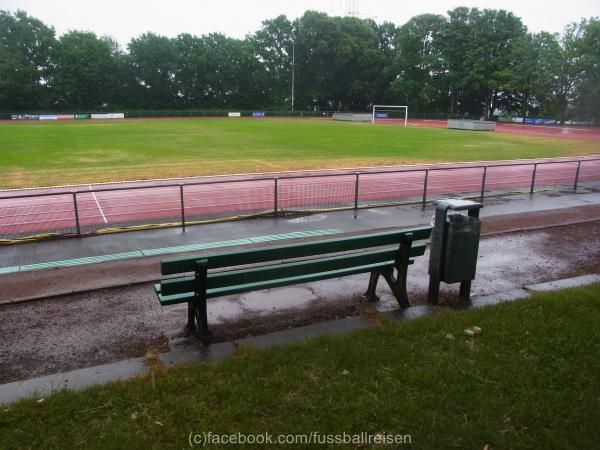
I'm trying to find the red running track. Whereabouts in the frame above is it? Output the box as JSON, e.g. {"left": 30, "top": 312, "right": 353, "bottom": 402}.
{"left": 1, "top": 157, "right": 599, "bottom": 239}
{"left": 407, "top": 119, "right": 600, "bottom": 140}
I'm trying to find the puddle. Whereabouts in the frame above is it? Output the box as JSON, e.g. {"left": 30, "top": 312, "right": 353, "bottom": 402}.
{"left": 287, "top": 214, "right": 327, "bottom": 224}
{"left": 366, "top": 208, "right": 393, "bottom": 215}
{"left": 239, "top": 286, "right": 318, "bottom": 313}
{"left": 208, "top": 299, "right": 244, "bottom": 323}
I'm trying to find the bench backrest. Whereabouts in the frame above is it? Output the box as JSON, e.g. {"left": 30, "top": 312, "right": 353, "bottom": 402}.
{"left": 161, "top": 226, "right": 432, "bottom": 275}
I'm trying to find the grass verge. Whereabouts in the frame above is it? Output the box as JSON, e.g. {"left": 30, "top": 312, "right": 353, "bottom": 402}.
{"left": 1, "top": 284, "right": 599, "bottom": 449}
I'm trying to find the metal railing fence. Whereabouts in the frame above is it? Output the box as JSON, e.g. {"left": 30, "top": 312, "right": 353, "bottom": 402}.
{"left": 1, "top": 157, "right": 599, "bottom": 243}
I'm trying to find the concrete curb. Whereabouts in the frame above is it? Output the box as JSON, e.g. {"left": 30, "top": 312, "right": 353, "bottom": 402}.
{"left": 470, "top": 289, "right": 532, "bottom": 308}
{"left": 0, "top": 358, "right": 147, "bottom": 405}
{"left": 1, "top": 273, "right": 598, "bottom": 405}
{"left": 236, "top": 316, "right": 371, "bottom": 350}
{"left": 524, "top": 274, "right": 600, "bottom": 292}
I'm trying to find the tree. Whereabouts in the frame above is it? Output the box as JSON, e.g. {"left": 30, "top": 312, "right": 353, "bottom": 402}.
{"left": 573, "top": 18, "right": 600, "bottom": 122}
{"left": 0, "top": 10, "right": 55, "bottom": 111}
{"left": 541, "top": 21, "right": 588, "bottom": 123}
{"left": 252, "top": 15, "right": 294, "bottom": 108}
{"left": 293, "top": 11, "right": 382, "bottom": 111}
{"left": 365, "top": 19, "right": 399, "bottom": 104}
{"left": 174, "top": 33, "right": 210, "bottom": 107}
{"left": 49, "top": 31, "right": 121, "bottom": 110}
{"left": 440, "top": 8, "right": 527, "bottom": 118}
{"left": 388, "top": 14, "right": 447, "bottom": 113}
{"left": 127, "top": 33, "right": 178, "bottom": 108}
{"left": 0, "top": 8, "right": 597, "bottom": 118}
{"left": 510, "top": 32, "right": 562, "bottom": 117}
{"left": 199, "top": 33, "right": 267, "bottom": 109}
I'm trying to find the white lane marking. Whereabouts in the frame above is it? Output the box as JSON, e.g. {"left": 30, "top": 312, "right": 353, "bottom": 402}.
{"left": 89, "top": 185, "right": 108, "bottom": 223}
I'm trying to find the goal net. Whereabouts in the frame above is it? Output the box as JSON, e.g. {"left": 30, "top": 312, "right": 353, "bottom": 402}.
{"left": 372, "top": 105, "right": 408, "bottom": 126}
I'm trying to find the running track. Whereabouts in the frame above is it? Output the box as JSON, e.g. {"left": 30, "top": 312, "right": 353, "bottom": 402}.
{"left": 1, "top": 156, "right": 599, "bottom": 239}
{"left": 409, "top": 119, "right": 600, "bottom": 140}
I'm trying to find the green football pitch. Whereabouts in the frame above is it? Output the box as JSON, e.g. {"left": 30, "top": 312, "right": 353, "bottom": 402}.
{"left": 0, "top": 118, "right": 596, "bottom": 189}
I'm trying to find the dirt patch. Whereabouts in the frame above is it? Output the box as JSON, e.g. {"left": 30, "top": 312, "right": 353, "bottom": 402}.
{"left": 2, "top": 168, "right": 31, "bottom": 189}
{"left": 531, "top": 222, "right": 600, "bottom": 278}
{"left": 0, "top": 285, "right": 169, "bottom": 383}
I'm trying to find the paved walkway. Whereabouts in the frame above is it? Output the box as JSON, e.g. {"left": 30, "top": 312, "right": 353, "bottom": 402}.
{"left": 3, "top": 185, "right": 600, "bottom": 269}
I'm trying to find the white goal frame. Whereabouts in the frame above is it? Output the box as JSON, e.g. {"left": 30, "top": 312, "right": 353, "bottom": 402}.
{"left": 372, "top": 105, "right": 408, "bottom": 126}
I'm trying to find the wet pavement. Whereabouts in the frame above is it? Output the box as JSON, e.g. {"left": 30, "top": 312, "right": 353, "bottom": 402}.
{"left": 2, "top": 184, "right": 600, "bottom": 269}
{"left": 0, "top": 217, "right": 598, "bottom": 384}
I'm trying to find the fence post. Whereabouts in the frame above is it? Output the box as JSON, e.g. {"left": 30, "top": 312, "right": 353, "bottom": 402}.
{"left": 274, "top": 177, "right": 279, "bottom": 216}
{"left": 72, "top": 192, "right": 81, "bottom": 236}
{"left": 422, "top": 169, "right": 429, "bottom": 208}
{"left": 480, "top": 166, "right": 487, "bottom": 201}
{"left": 574, "top": 161, "right": 581, "bottom": 191}
{"left": 354, "top": 172, "right": 360, "bottom": 218}
{"left": 530, "top": 163, "right": 538, "bottom": 194}
{"left": 180, "top": 184, "right": 186, "bottom": 232}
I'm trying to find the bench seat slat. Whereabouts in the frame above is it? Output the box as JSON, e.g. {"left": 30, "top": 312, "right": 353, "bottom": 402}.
{"left": 161, "top": 226, "right": 431, "bottom": 275}
{"left": 156, "top": 259, "right": 416, "bottom": 306}
{"left": 159, "top": 244, "right": 426, "bottom": 296}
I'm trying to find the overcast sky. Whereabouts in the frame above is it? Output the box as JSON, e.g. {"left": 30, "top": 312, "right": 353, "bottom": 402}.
{"left": 3, "top": 0, "right": 598, "bottom": 48}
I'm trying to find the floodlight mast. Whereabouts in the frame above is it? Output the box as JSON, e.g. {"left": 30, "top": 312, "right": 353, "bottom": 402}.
{"left": 372, "top": 105, "right": 408, "bottom": 126}
{"left": 291, "top": 40, "right": 295, "bottom": 112}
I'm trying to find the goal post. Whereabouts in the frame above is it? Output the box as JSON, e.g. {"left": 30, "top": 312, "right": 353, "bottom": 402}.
{"left": 372, "top": 105, "right": 408, "bottom": 126}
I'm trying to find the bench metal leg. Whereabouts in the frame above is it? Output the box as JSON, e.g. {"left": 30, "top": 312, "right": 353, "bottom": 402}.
{"left": 385, "top": 235, "right": 413, "bottom": 309}
{"left": 364, "top": 271, "right": 381, "bottom": 302}
{"left": 186, "top": 302, "right": 209, "bottom": 345}
{"left": 186, "top": 302, "right": 197, "bottom": 334}
{"left": 197, "top": 297, "right": 209, "bottom": 345}
{"left": 190, "top": 259, "right": 210, "bottom": 345}
{"left": 394, "top": 264, "right": 410, "bottom": 309}
{"left": 383, "top": 268, "right": 410, "bottom": 309}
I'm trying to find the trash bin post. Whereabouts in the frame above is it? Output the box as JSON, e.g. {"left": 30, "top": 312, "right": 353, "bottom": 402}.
{"left": 427, "top": 202, "right": 449, "bottom": 304}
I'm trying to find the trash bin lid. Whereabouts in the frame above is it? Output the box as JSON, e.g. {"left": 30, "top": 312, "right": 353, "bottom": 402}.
{"left": 437, "top": 198, "right": 483, "bottom": 211}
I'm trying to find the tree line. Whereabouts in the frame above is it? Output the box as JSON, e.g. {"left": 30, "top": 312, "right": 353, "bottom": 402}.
{"left": 1, "top": 8, "right": 598, "bottom": 121}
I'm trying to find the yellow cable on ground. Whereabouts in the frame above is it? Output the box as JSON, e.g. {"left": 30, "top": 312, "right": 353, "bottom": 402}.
{"left": 0, "top": 232, "right": 68, "bottom": 245}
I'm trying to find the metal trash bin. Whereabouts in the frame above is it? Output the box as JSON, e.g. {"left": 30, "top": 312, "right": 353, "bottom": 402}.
{"left": 428, "top": 199, "right": 483, "bottom": 303}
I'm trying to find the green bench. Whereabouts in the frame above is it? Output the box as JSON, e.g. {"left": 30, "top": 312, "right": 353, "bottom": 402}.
{"left": 154, "top": 226, "right": 432, "bottom": 343}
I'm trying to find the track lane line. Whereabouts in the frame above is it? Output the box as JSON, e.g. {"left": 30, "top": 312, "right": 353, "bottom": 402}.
{"left": 89, "top": 186, "right": 108, "bottom": 224}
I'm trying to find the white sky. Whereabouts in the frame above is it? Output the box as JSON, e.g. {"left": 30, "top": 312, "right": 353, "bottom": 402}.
{"left": 2, "top": 0, "right": 598, "bottom": 48}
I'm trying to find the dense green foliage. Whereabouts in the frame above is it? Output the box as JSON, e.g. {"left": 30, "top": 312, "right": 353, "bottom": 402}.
{"left": 0, "top": 8, "right": 599, "bottom": 121}
{"left": 1, "top": 118, "right": 595, "bottom": 188}
{"left": 1, "top": 284, "right": 599, "bottom": 449}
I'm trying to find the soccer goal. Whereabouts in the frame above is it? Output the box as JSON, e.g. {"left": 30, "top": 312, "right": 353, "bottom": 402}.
{"left": 372, "top": 105, "right": 408, "bottom": 126}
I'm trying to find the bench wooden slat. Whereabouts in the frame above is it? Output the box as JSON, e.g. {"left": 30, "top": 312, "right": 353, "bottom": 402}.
{"left": 154, "top": 225, "right": 433, "bottom": 343}
{"left": 156, "top": 259, "right": 416, "bottom": 306}
{"left": 159, "top": 244, "right": 426, "bottom": 296}
{"left": 160, "top": 226, "right": 431, "bottom": 275}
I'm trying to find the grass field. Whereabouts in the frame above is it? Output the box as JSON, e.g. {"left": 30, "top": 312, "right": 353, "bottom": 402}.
{"left": 0, "top": 118, "right": 598, "bottom": 189}
{"left": 1, "top": 284, "right": 599, "bottom": 449}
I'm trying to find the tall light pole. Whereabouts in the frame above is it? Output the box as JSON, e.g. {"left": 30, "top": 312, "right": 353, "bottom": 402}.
{"left": 291, "top": 39, "right": 295, "bottom": 112}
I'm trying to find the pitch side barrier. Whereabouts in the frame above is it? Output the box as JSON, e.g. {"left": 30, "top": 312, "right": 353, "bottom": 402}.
{"left": 0, "top": 157, "right": 599, "bottom": 244}
{"left": 2, "top": 110, "right": 334, "bottom": 121}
